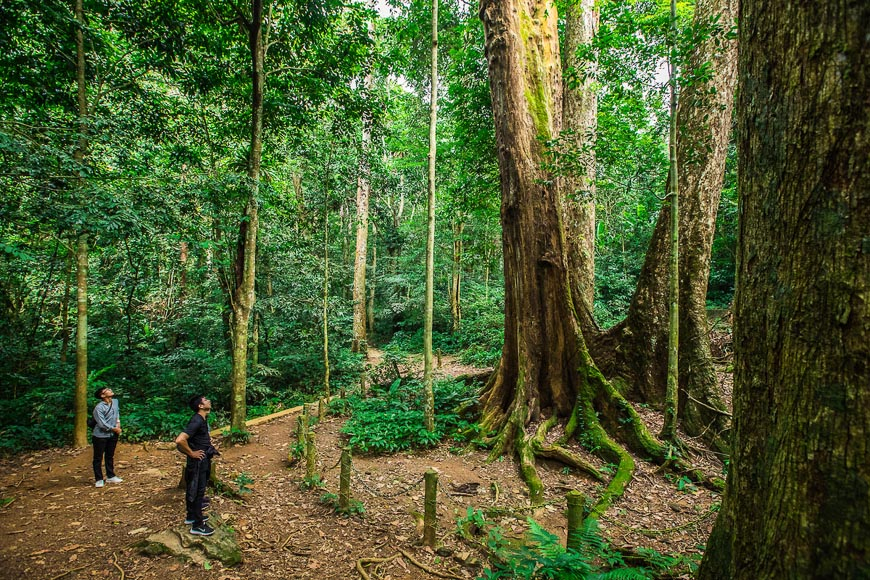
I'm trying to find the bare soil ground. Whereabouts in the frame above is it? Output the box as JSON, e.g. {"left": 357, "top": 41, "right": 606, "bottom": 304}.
{"left": 0, "top": 353, "right": 728, "bottom": 580}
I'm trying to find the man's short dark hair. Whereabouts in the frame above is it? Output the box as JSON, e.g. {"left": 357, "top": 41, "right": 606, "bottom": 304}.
{"left": 94, "top": 387, "right": 107, "bottom": 399}
{"left": 188, "top": 394, "right": 204, "bottom": 412}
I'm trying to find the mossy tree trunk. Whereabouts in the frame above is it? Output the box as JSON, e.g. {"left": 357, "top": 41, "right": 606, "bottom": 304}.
{"left": 698, "top": 0, "right": 869, "bottom": 577}
{"left": 229, "top": 0, "right": 264, "bottom": 432}
{"left": 478, "top": 0, "right": 695, "bottom": 510}
{"left": 590, "top": 0, "right": 737, "bottom": 453}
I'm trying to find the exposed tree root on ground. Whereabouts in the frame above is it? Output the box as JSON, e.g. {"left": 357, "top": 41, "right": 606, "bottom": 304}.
{"left": 477, "top": 349, "right": 723, "bottom": 517}
{"left": 356, "top": 550, "right": 464, "bottom": 580}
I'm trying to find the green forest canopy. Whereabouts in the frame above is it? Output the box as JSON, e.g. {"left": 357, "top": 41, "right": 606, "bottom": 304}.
{"left": 0, "top": 0, "right": 736, "bottom": 449}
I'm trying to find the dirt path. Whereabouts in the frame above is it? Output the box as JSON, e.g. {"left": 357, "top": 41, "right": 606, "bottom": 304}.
{"left": 0, "top": 356, "right": 725, "bottom": 579}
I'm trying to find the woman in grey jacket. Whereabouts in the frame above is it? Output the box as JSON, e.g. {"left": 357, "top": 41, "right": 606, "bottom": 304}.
{"left": 92, "top": 387, "right": 123, "bottom": 488}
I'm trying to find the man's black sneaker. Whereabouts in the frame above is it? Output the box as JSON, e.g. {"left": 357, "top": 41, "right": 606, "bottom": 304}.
{"left": 184, "top": 515, "right": 209, "bottom": 525}
{"left": 190, "top": 523, "right": 215, "bottom": 536}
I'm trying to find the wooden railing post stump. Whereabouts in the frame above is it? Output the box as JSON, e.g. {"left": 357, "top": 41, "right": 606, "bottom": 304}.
{"left": 423, "top": 469, "right": 438, "bottom": 548}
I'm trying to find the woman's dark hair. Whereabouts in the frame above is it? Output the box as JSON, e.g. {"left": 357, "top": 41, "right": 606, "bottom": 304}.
{"left": 94, "top": 387, "right": 108, "bottom": 399}
{"left": 188, "top": 394, "right": 204, "bottom": 412}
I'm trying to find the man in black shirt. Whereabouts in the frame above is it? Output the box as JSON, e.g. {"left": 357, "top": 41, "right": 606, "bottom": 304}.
{"left": 175, "top": 394, "right": 218, "bottom": 536}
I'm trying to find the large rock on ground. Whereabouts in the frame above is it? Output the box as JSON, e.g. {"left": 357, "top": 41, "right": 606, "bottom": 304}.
{"left": 136, "top": 515, "right": 242, "bottom": 567}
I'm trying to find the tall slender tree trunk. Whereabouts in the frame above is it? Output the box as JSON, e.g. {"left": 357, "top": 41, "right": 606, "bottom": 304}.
{"left": 323, "top": 199, "right": 331, "bottom": 398}
{"left": 230, "top": 0, "right": 263, "bottom": 432}
{"left": 660, "top": 0, "right": 680, "bottom": 444}
{"left": 590, "top": 0, "right": 737, "bottom": 452}
{"left": 423, "top": 0, "right": 438, "bottom": 432}
{"left": 351, "top": 44, "right": 374, "bottom": 356}
{"left": 450, "top": 218, "right": 463, "bottom": 333}
{"left": 561, "top": 0, "right": 599, "bottom": 335}
{"left": 698, "top": 0, "right": 869, "bottom": 576}
{"left": 73, "top": 234, "right": 89, "bottom": 447}
{"left": 251, "top": 311, "right": 259, "bottom": 369}
{"left": 60, "top": 249, "right": 72, "bottom": 363}
{"left": 72, "top": 0, "right": 89, "bottom": 448}
{"left": 367, "top": 221, "right": 377, "bottom": 340}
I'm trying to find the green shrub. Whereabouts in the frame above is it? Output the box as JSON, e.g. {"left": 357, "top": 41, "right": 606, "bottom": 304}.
{"left": 340, "top": 378, "right": 477, "bottom": 454}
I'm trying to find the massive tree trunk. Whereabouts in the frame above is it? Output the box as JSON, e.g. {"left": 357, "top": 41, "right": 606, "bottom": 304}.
{"left": 72, "top": 0, "right": 89, "bottom": 448}
{"left": 698, "top": 1, "right": 869, "bottom": 577}
{"left": 229, "top": 0, "right": 263, "bottom": 432}
{"left": 590, "top": 0, "right": 737, "bottom": 452}
{"left": 561, "top": 0, "right": 598, "bottom": 335}
{"left": 479, "top": 0, "right": 575, "bottom": 431}
{"left": 478, "top": 0, "right": 692, "bottom": 509}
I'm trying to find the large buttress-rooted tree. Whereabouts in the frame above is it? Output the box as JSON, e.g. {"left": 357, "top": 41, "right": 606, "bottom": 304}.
{"left": 591, "top": 0, "right": 737, "bottom": 452}
{"left": 698, "top": 0, "right": 869, "bottom": 577}
{"left": 229, "top": 0, "right": 264, "bottom": 431}
{"left": 479, "top": 0, "right": 693, "bottom": 509}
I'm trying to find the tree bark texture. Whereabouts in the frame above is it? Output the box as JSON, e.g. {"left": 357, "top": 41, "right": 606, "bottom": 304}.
{"left": 698, "top": 0, "right": 869, "bottom": 577}
{"left": 230, "top": 0, "right": 263, "bottom": 431}
{"left": 591, "top": 0, "right": 737, "bottom": 451}
{"left": 561, "top": 0, "right": 598, "bottom": 335}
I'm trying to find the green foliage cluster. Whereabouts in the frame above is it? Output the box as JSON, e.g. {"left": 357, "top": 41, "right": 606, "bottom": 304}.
{"left": 320, "top": 492, "right": 365, "bottom": 516}
{"left": 234, "top": 472, "right": 254, "bottom": 495}
{"left": 338, "top": 378, "right": 477, "bottom": 454}
{"left": 457, "top": 508, "right": 696, "bottom": 579}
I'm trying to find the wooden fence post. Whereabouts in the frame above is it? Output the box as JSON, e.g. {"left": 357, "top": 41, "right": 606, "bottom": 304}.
{"left": 566, "top": 490, "right": 586, "bottom": 551}
{"left": 339, "top": 447, "right": 352, "bottom": 511}
{"left": 423, "top": 469, "right": 438, "bottom": 547}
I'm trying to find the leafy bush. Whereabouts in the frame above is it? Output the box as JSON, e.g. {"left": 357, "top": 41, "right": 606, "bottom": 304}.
{"left": 340, "top": 378, "right": 478, "bottom": 454}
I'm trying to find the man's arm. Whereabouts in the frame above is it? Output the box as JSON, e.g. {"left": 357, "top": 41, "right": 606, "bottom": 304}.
{"left": 175, "top": 432, "right": 205, "bottom": 460}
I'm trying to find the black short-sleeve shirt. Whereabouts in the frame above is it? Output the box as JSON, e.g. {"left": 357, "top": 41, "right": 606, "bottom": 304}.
{"left": 183, "top": 413, "right": 211, "bottom": 452}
